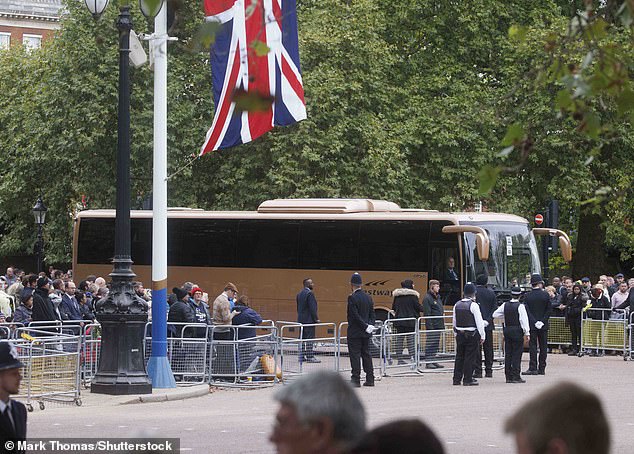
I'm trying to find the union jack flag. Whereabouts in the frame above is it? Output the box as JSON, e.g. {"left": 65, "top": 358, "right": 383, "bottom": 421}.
{"left": 200, "top": 0, "right": 307, "bottom": 154}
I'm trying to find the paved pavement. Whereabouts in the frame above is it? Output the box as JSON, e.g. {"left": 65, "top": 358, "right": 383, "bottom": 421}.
{"left": 25, "top": 354, "right": 634, "bottom": 453}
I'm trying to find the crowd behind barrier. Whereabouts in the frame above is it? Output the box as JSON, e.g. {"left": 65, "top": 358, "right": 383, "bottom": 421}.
{"left": 2, "top": 310, "right": 632, "bottom": 399}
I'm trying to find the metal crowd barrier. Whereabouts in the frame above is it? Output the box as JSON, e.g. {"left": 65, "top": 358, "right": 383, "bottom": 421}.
{"left": 10, "top": 328, "right": 82, "bottom": 411}
{"left": 81, "top": 323, "right": 101, "bottom": 387}
{"left": 581, "top": 308, "right": 628, "bottom": 356}
{"left": 336, "top": 321, "right": 384, "bottom": 381}
{"left": 491, "top": 319, "right": 505, "bottom": 364}
{"left": 417, "top": 315, "right": 456, "bottom": 371}
{"left": 10, "top": 310, "right": 632, "bottom": 399}
{"left": 280, "top": 322, "right": 338, "bottom": 381}
{"left": 209, "top": 325, "right": 279, "bottom": 386}
{"left": 623, "top": 312, "right": 634, "bottom": 361}
{"left": 547, "top": 317, "right": 572, "bottom": 348}
{"left": 382, "top": 318, "right": 420, "bottom": 375}
{"left": 144, "top": 322, "right": 209, "bottom": 385}
{"left": 0, "top": 322, "right": 26, "bottom": 339}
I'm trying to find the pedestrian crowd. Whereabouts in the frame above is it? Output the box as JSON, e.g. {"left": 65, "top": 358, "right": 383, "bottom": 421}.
{"left": 0, "top": 266, "right": 107, "bottom": 329}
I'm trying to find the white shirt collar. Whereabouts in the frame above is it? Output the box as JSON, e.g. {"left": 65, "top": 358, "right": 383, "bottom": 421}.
{"left": 0, "top": 398, "right": 11, "bottom": 413}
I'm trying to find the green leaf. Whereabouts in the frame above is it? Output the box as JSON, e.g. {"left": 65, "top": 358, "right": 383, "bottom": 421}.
{"left": 584, "top": 18, "right": 608, "bottom": 41}
{"left": 478, "top": 165, "right": 501, "bottom": 195}
{"left": 616, "top": 88, "right": 634, "bottom": 116}
{"left": 251, "top": 40, "right": 270, "bottom": 57}
{"left": 501, "top": 123, "right": 525, "bottom": 146}
{"left": 232, "top": 88, "right": 274, "bottom": 113}
{"left": 555, "top": 89, "right": 572, "bottom": 110}
{"left": 583, "top": 111, "right": 601, "bottom": 139}
{"left": 188, "top": 21, "right": 220, "bottom": 53}
{"left": 508, "top": 25, "right": 528, "bottom": 43}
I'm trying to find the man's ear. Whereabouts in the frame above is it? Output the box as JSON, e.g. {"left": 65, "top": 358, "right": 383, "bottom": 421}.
{"left": 308, "top": 417, "right": 336, "bottom": 451}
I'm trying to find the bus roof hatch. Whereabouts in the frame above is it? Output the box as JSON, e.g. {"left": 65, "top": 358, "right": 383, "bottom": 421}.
{"left": 257, "top": 199, "right": 402, "bottom": 214}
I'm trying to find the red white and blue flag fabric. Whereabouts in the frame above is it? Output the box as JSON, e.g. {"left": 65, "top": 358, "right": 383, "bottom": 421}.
{"left": 200, "top": 0, "right": 307, "bottom": 154}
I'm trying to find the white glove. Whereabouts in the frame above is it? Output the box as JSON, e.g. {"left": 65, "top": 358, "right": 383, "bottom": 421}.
{"left": 483, "top": 321, "right": 489, "bottom": 328}
{"left": 535, "top": 321, "right": 544, "bottom": 330}
{"left": 365, "top": 325, "right": 375, "bottom": 334}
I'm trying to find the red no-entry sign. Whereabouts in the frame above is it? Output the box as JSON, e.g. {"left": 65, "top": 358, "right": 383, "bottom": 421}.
{"left": 535, "top": 214, "right": 544, "bottom": 225}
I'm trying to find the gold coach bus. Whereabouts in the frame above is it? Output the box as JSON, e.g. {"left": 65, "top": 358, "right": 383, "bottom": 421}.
{"left": 72, "top": 198, "right": 572, "bottom": 325}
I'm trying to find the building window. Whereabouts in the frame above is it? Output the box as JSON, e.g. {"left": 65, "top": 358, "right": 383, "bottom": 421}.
{"left": 22, "top": 34, "right": 42, "bottom": 50}
{"left": 0, "top": 33, "right": 10, "bottom": 50}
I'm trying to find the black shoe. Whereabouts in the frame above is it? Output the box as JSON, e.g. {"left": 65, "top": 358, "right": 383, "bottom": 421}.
{"left": 506, "top": 378, "right": 526, "bottom": 383}
{"left": 363, "top": 381, "right": 375, "bottom": 387}
{"left": 453, "top": 381, "right": 461, "bottom": 386}
{"left": 522, "top": 370, "right": 538, "bottom": 375}
{"left": 538, "top": 370, "right": 545, "bottom": 375}
{"left": 351, "top": 379, "right": 361, "bottom": 388}
{"left": 485, "top": 371, "right": 493, "bottom": 378}
{"left": 304, "top": 357, "right": 321, "bottom": 363}
{"left": 473, "top": 372, "right": 483, "bottom": 379}
{"left": 463, "top": 380, "right": 479, "bottom": 386}
{"left": 426, "top": 363, "right": 439, "bottom": 369}
{"left": 567, "top": 350, "right": 578, "bottom": 356}
{"left": 433, "top": 363, "right": 445, "bottom": 369}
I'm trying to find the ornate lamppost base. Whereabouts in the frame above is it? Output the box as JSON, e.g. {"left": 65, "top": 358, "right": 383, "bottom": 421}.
{"left": 91, "top": 313, "right": 152, "bottom": 395}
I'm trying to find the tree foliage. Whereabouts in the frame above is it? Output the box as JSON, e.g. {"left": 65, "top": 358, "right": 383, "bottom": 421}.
{"left": 0, "top": 0, "right": 632, "bottom": 272}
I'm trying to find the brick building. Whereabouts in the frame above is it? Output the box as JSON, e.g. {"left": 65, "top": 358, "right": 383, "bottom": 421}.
{"left": 0, "top": 0, "right": 62, "bottom": 50}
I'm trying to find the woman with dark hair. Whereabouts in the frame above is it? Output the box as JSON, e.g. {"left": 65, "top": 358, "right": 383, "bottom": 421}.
{"left": 75, "top": 290, "right": 95, "bottom": 322}
{"left": 564, "top": 284, "right": 586, "bottom": 356}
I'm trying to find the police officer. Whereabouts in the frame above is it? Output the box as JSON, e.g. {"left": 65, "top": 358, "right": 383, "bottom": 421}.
{"left": 0, "top": 341, "right": 27, "bottom": 453}
{"left": 347, "top": 273, "right": 376, "bottom": 387}
{"left": 523, "top": 273, "right": 551, "bottom": 375}
{"left": 474, "top": 274, "right": 497, "bottom": 378}
{"left": 493, "top": 287, "right": 530, "bottom": 383}
{"left": 452, "top": 283, "right": 485, "bottom": 386}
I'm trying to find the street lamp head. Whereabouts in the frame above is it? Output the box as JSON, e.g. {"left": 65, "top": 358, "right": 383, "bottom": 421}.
{"left": 139, "top": 0, "right": 164, "bottom": 19}
{"left": 85, "top": 0, "right": 110, "bottom": 20}
{"left": 32, "top": 197, "right": 47, "bottom": 225}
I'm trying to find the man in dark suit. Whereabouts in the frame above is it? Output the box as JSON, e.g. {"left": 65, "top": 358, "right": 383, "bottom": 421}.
{"left": 347, "top": 273, "right": 376, "bottom": 387}
{"left": 296, "top": 278, "right": 320, "bottom": 363}
{"left": 444, "top": 256, "right": 461, "bottom": 305}
{"left": 61, "top": 281, "right": 82, "bottom": 321}
{"left": 523, "top": 273, "right": 551, "bottom": 376}
{"left": 475, "top": 274, "right": 497, "bottom": 378}
{"left": 0, "top": 341, "right": 27, "bottom": 453}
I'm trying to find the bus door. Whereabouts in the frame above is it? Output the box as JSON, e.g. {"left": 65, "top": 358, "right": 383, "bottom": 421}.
{"left": 431, "top": 246, "right": 460, "bottom": 305}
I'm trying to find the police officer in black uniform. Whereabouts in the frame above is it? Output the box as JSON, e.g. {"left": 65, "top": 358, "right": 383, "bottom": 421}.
{"left": 347, "top": 273, "right": 376, "bottom": 387}
{"left": 0, "top": 341, "right": 27, "bottom": 453}
{"left": 493, "top": 287, "right": 530, "bottom": 383}
{"left": 452, "top": 283, "right": 485, "bottom": 386}
{"left": 474, "top": 274, "right": 497, "bottom": 378}
{"left": 522, "top": 273, "right": 551, "bottom": 375}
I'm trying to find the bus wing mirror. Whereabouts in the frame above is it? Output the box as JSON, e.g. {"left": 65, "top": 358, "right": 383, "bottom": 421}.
{"left": 441, "top": 225, "right": 490, "bottom": 261}
{"left": 532, "top": 228, "right": 572, "bottom": 263}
